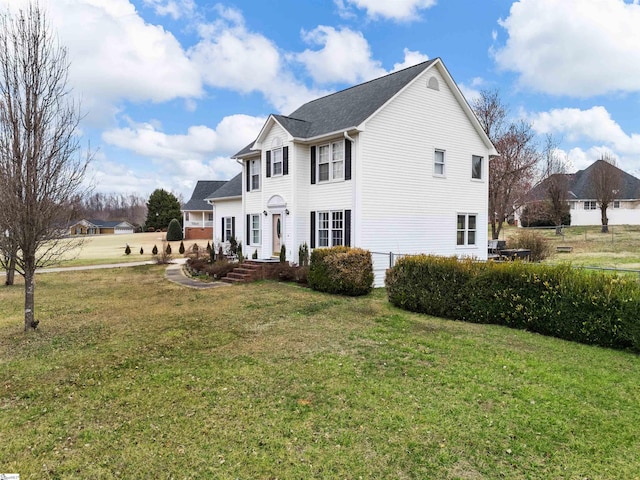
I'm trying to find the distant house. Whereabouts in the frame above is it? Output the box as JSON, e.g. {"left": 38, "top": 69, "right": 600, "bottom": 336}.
{"left": 523, "top": 160, "right": 640, "bottom": 226}
{"left": 205, "top": 173, "right": 242, "bottom": 247}
{"left": 69, "top": 219, "right": 135, "bottom": 235}
{"left": 230, "top": 57, "right": 497, "bottom": 284}
{"left": 182, "top": 180, "right": 226, "bottom": 240}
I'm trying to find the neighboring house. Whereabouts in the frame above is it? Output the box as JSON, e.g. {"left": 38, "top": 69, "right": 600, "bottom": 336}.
{"left": 205, "top": 173, "right": 243, "bottom": 248}
{"left": 69, "top": 219, "right": 135, "bottom": 235}
{"left": 182, "top": 180, "right": 226, "bottom": 240}
{"left": 522, "top": 160, "right": 640, "bottom": 226}
{"left": 232, "top": 58, "right": 497, "bottom": 285}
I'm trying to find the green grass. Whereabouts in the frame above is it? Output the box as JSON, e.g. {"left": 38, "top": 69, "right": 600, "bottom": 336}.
{"left": 1, "top": 268, "right": 639, "bottom": 478}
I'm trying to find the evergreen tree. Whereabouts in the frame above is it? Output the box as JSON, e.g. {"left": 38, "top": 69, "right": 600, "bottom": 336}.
{"left": 152, "top": 245, "right": 158, "bottom": 255}
{"left": 166, "top": 218, "right": 183, "bottom": 241}
{"left": 145, "top": 189, "right": 181, "bottom": 231}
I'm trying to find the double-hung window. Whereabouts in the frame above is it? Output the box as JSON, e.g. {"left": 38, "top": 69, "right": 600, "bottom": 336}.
{"left": 223, "top": 217, "right": 234, "bottom": 242}
{"left": 317, "top": 211, "right": 344, "bottom": 247}
{"left": 251, "top": 214, "right": 260, "bottom": 245}
{"left": 434, "top": 149, "right": 445, "bottom": 176}
{"left": 613, "top": 200, "right": 621, "bottom": 209}
{"left": 271, "top": 147, "right": 283, "bottom": 176}
{"left": 472, "top": 155, "right": 483, "bottom": 180}
{"left": 250, "top": 160, "right": 260, "bottom": 191}
{"left": 584, "top": 201, "right": 597, "bottom": 210}
{"left": 317, "top": 141, "right": 344, "bottom": 183}
{"left": 457, "top": 214, "right": 477, "bottom": 246}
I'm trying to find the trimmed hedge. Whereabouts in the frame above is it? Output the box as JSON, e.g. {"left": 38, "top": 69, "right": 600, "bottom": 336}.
{"left": 386, "top": 255, "right": 640, "bottom": 352}
{"left": 308, "top": 246, "right": 373, "bottom": 296}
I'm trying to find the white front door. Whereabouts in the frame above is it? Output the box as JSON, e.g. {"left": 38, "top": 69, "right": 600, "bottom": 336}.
{"left": 272, "top": 214, "right": 281, "bottom": 256}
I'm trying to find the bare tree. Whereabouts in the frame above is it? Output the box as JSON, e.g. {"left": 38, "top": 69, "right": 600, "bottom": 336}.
{"left": 0, "top": 3, "right": 90, "bottom": 330}
{"left": 472, "top": 89, "right": 539, "bottom": 239}
{"left": 589, "top": 154, "right": 622, "bottom": 234}
{"left": 540, "top": 135, "right": 570, "bottom": 234}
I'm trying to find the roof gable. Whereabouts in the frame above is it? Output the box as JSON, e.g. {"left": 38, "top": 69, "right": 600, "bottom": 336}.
{"left": 234, "top": 57, "right": 496, "bottom": 156}
{"left": 182, "top": 180, "right": 227, "bottom": 211}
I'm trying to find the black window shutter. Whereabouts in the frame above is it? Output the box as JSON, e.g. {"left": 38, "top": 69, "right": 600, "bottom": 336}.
{"left": 345, "top": 209, "right": 351, "bottom": 247}
{"left": 246, "top": 162, "right": 250, "bottom": 191}
{"left": 283, "top": 146, "right": 289, "bottom": 175}
{"left": 266, "top": 151, "right": 271, "bottom": 178}
{"left": 231, "top": 217, "right": 235, "bottom": 239}
{"left": 310, "top": 211, "right": 316, "bottom": 248}
{"left": 310, "top": 146, "right": 316, "bottom": 184}
{"left": 246, "top": 214, "right": 250, "bottom": 245}
{"left": 221, "top": 218, "right": 225, "bottom": 241}
{"left": 345, "top": 139, "right": 352, "bottom": 181}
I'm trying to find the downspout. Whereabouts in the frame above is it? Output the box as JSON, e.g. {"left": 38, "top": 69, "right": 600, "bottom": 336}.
{"left": 344, "top": 131, "right": 355, "bottom": 143}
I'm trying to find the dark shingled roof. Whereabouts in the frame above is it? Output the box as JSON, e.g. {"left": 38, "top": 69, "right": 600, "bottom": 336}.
{"left": 206, "top": 173, "right": 242, "bottom": 200}
{"left": 88, "top": 219, "right": 133, "bottom": 228}
{"left": 527, "top": 160, "right": 640, "bottom": 202}
{"left": 233, "top": 59, "right": 437, "bottom": 157}
{"left": 182, "top": 180, "right": 227, "bottom": 211}
{"left": 234, "top": 142, "right": 261, "bottom": 158}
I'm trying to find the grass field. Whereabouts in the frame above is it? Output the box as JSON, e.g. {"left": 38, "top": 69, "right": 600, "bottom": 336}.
{"left": 1, "top": 267, "right": 639, "bottom": 478}
{"left": 53, "top": 233, "right": 210, "bottom": 267}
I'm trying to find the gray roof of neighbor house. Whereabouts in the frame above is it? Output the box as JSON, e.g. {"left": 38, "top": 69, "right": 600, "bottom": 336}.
{"left": 527, "top": 160, "right": 640, "bottom": 202}
{"left": 233, "top": 58, "right": 437, "bottom": 157}
{"left": 206, "top": 173, "right": 242, "bottom": 200}
{"left": 182, "top": 180, "right": 227, "bottom": 211}
{"left": 88, "top": 219, "right": 133, "bottom": 228}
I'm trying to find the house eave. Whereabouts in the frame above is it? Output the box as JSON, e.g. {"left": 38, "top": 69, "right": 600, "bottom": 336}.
{"left": 291, "top": 127, "right": 361, "bottom": 144}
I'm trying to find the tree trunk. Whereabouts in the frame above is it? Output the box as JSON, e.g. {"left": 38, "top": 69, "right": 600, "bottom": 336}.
{"left": 24, "top": 268, "right": 35, "bottom": 331}
{"left": 600, "top": 207, "right": 609, "bottom": 234}
{"left": 491, "top": 220, "right": 498, "bottom": 240}
{"left": 5, "top": 252, "right": 16, "bottom": 285}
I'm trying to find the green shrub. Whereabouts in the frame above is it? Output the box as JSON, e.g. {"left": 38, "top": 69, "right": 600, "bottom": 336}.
{"left": 263, "top": 263, "right": 308, "bottom": 284}
{"left": 187, "top": 257, "right": 236, "bottom": 280}
{"left": 252, "top": 249, "right": 258, "bottom": 259}
{"left": 279, "top": 244, "right": 286, "bottom": 263}
{"left": 308, "top": 246, "right": 373, "bottom": 296}
{"left": 152, "top": 245, "right": 158, "bottom": 255}
{"left": 124, "top": 244, "right": 131, "bottom": 255}
{"left": 140, "top": 247, "right": 144, "bottom": 255}
{"left": 507, "top": 230, "right": 553, "bottom": 261}
{"left": 166, "top": 243, "right": 172, "bottom": 254}
{"left": 206, "top": 241, "right": 211, "bottom": 253}
{"left": 237, "top": 242, "right": 244, "bottom": 263}
{"left": 386, "top": 255, "right": 640, "bottom": 352}
{"left": 179, "top": 241, "right": 185, "bottom": 254}
{"left": 166, "top": 218, "right": 183, "bottom": 241}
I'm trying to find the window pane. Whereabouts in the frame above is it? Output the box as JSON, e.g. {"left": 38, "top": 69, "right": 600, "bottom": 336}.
{"left": 319, "top": 145, "right": 329, "bottom": 163}
{"left": 333, "top": 160, "right": 343, "bottom": 179}
{"left": 319, "top": 212, "right": 329, "bottom": 229}
{"left": 467, "top": 230, "right": 476, "bottom": 245}
{"left": 332, "top": 141, "right": 343, "bottom": 160}
{"left": 332, "top": 230, "right": 343, "bottom": 246}
{"left": 472, "top": 156, "right": 482, "bottom": 179}
{"left": 251, "top": 175, "right": 259, "bottom": 190}
{"left": 319, "top": 163, "right": 329, "bottom": 182}
{"left": 457, "top": 231, "right": 465, "bottom": 245}
{"left": 332, "top": 211, "right": 343, "bottom": 229}
{"left": 457, "top": 215, "right": 465, "bottom": 230}
{"left": 319, "top": 231, "right": 329, "bottom": 247}
{"left": 468, "top": 215, "right": 476, "bottom": 230}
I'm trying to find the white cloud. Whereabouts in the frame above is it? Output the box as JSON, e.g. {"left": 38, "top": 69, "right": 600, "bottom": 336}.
{"left": 102, "top": 114, "right": 266, "bottom": 161}
{"left": 391, "top": 48, "right": 429, "bottom": 72}
{"left": 5, "top": 0, "right": 203, "bottom": 125}
{"left": 189, "top": 5, "right": 328, "bottom": 113}
{"left": 297, "top": 26, "right": 386, "bottom": 84}
{"left": 531, "top": 106, "right": 640, "bottom": 156}
{"left": 141, "top": 0, "right": 195, "bottom": 19}
{"left": 335, "top": 0, "right": 437, "bottom": 21}
{"left": 493, "top": 0, "right": 640, "bottom": 96}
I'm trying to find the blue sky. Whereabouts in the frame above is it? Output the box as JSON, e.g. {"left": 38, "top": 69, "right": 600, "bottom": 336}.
{"left": 5, "top": 0, "right": 640, "bottom": 200}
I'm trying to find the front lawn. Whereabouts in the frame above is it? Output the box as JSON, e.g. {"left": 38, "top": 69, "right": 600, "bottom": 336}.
{"left": 1, "top": 267, "right": 638, "bottom": 478}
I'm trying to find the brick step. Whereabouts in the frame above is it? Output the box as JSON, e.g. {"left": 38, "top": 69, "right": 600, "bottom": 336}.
{"left": 226, "top": 272, "right": 251, "bottom": 280}
{"left": 221, "top": 261, "right": 265, "bottom": 284}
{"left": 221, "top": 277, "right": 244, "bottom": 284}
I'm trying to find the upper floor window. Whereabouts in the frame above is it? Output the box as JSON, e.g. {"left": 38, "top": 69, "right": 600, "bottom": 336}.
{"left": 584, "top": 201, "right": 597, "bottom": 210}
{"left": 457, "top": 214, "right": 477, "bottom": 246}
{"left": 250, "top": 159, "right": 260, "bottom": 191}
{"left": 271, "top": 147, "right": 283, "bottom": 176}
{"left": 318, "top": 141, "right": 344, "bottom": 183}
{"left": 434, "top": 149, "right": 445, "bottom": 176}
{"left": 472, "top": 155, "right": 483, "bottom": 180}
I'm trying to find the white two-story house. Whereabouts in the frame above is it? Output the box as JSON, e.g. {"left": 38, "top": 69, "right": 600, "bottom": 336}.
{"left": 232, "top": 58, "right": 497, "bottom": 284}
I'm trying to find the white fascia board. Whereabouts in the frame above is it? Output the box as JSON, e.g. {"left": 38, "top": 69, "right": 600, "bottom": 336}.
{"left": 292, "top": 127, "right": 360, "bottom": 144}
